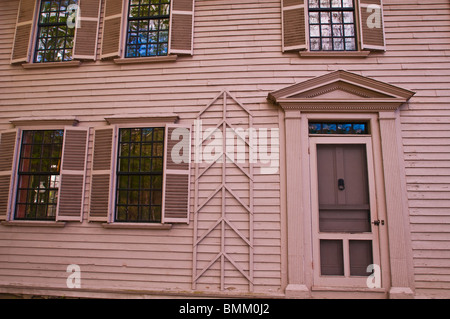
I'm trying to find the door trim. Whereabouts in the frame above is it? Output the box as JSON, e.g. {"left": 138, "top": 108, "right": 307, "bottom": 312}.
{"left": 309, "top": 136, "right": 381, "bottom": 288}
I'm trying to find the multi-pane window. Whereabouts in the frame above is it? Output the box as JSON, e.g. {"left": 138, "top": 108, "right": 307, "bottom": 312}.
{"left": 308, "top": 0, "right": 357, "bottom": 51}
{"left": 35, "top": 0, "right": 78, "bottom": 63}
{"left": 15, "top": 130, "right": 64, "bottom": 220}
{"left": 116, "top": 128, "right": 165, "bottom": 223}
{"left": 309, "top": 122, "right": 369, "bottom": 134}
{"left": 125, "top": 0, "right": 171, "bottom": 58}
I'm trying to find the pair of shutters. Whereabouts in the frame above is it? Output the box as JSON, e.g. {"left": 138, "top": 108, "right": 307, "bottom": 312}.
{"left": 281, "top": 0, "right": 386, "bottom": 52}
{"left": 87, "top": 124, "right": 191, "bottom": 224}
{"left": 0, "top": 125, "right": 191, "bottom": 224}
{"left": 0, "top": 127, "right": 89, "bottom": 222}
{"left": 102, "top": 0, "right": 195, "bottom": 58}
{"left": 11, "top": 0, "right": 195, "bottom": 63}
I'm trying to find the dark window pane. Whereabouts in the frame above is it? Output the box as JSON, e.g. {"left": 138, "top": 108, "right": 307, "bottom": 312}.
{"left": 349, "top": 240, "right": 373, "bottom": 276}
{"left": 320, "top": 240, "right": 344, "bottom": 276}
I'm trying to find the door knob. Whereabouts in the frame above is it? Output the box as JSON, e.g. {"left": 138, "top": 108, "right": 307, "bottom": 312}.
{"left": 338, "top": 178, "right": 345, "bottom": 191}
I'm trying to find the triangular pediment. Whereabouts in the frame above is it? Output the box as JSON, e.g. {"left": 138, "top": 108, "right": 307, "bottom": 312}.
{"left": 268, "top": 70, "right": 415, "bottom": 112}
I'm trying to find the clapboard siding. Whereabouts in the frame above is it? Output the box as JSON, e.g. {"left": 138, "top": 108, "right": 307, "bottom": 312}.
{"left": 0, "top": 0, "right": 448, "bottom": 298}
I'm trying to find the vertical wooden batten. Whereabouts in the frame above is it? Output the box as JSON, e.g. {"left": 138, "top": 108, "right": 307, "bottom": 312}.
{"left": 56, "top": 127, "right": 89, "bottom": 222}
{"left": 281, "top": 0, "right": 306, "bottom": 52}
{"left": 73, "top": 0, "right": 102, "bottom": 60}
{"left": 89, "top": 126, "right": 116, "bottom": 222}
{"left": 359, "top": 0, "right": 386, "bottom": 51}
{"left": 162, "top": 124, "right": 192, "bottom": 224}
{"left": 169, "top": 0, "right": 195, "bottom": 55}
{"left": 0, "top": 130, "right": 21, "bottom": 221}
{"left": 11, "top": 0, "right": 37, "bottom": 64}
{"left": 101, "top": 0, "right": 124, "bottom": 59}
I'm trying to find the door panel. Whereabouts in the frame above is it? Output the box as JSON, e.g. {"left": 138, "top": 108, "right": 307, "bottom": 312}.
{"left": 317, "top": 144, "right": 371, "bottom": 233}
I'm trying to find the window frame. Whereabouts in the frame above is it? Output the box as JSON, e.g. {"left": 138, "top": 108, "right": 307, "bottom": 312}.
{"left": 124, "top": 0, "right": 171, "bottom": 59}
{"left": 307, "top": 0, "right": 359, "bottom": 52}
{"left": 33, "top": 0, "right": 78, "bottom": 63}
{"left": 114, "top": 126, "right": 166, "bottom": 223}
{"left": 14, "top": 129, "right": 65, "bottom": 221}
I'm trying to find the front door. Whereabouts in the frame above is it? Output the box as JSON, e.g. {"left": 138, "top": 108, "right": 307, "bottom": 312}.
{"left": 310, "top": 136, "right": 381, "bottom": 287}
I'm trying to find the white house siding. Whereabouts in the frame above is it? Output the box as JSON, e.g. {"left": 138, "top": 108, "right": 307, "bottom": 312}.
{"left": 0, "top": 0, "right": 448, "bottom": 298}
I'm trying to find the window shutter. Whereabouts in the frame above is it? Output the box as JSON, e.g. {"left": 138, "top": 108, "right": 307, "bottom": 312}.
{"left": 162, "top": 124, "right": 191, "bottom": 224}
{"left": 281, "top": 0, "right": 306, "bottom": 52}
{"left": 0, "top": 129, "right": 21, "bottom": 221}
{"left": 359, "top": 0, "right": 386, "bottom": 51}
{"left": 89, "top": 126, "right": 116, "bottom": 222}
{"left": 11, "top": 0, "right": 37, "bottom": 64}
{"left": 56, "top": 127, "right": 89, "bottom": 222}
{"left": 169, "top": 0, "right": 194, "bottom": 55}
{"left": 101, "top": 0, "right": 124, "bottom": 59}
{"left": 73, "top": 0, "right": 102, "bottom": 60}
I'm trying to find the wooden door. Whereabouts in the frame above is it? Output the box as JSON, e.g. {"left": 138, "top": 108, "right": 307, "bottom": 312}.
{"left": 310, "top": 137, "right": 381, "bottom": 287}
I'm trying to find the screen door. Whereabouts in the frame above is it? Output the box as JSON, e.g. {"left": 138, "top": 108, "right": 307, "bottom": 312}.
{"left": 310, "top": 137, "right": 381, "bottom": 287}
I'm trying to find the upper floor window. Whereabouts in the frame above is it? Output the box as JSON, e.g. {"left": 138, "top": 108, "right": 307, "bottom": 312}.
{"left": 34, "top": 0, "right": 78, "bottom": 63}
{"left": 308, "top": 0, "right": 357, "bottom": 51}
{"left": 125, "top": 0, "right": 171, "bottom": 58}
{"left": 281, "top": 0, "right": 386, "bottom": 54}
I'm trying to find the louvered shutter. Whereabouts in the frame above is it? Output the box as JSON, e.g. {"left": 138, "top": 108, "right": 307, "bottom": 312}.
{"left": 73, "top": 0, "right": 102, "bottom": 60}
{"left": 89, "top": 126, "right": 116, "bottom": 222}
{"left": 101, "top": 0, "right": 124, "bottom": 59}
{"left": 56, "top": 127, "right": 89, "bottom": 222}
{"left": 359, "top": 0, "right": 386, "bottom": 51}
{"left": 169, "top": 0, "right": 194, "bottom": 55}
{"left": 162, "top": 124, "right": 191, "bottom": 224}
{"left": 281, "top": 0, "right": 306, "bottom": 52}
{"left": 0, "top": 129, "right": 21, "bottom": 221}
{"left": 11, "top": 0, "right": 37, "bottom": 64}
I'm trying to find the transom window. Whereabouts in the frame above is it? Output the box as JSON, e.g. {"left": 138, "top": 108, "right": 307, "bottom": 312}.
{"left": 309, "top": 122, "right": 369, "bottom": 134}
{"left": 15, "top": 130, "right": 64, "bottom": 220}
{"left": 125, "top": 0, "right": 171, "bottom": 58}
{"left": 116, "top": 128, "right": 165, "bottom": 223}
{"left": 35, "top": 0, "right": 78, "bottom": 63}
{"left": 308, "top": 0, "right": 357, "bottom": 51}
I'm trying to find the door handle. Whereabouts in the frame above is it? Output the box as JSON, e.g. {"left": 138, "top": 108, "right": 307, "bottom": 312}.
{"left": 338, "top": 178, "right": 345, "bottom": 191}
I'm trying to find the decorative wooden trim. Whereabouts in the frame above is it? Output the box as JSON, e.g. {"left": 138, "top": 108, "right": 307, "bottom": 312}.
{"left": 10, "top": 116, "right": 79, "bottom": 127}
{"left": 21, "top": 61, "right": 81, "bottom": 69}
{"left": 268, "top": 70, "right": 415, "bottom": 113}
{"left": 299, "top": 51, "right": 370, "bottom": 58}
{"left": 1, "top": 221, "right": 66, "bottom": 227}
{"left": 192, "top": 90, "right": 254, "bottom": 292}
{"left": 113, "top": 55, "right": 178, "bottom": 64}
{"left": 101, "top": 222, "right": 172, "bottom": 230}
{"left": 104, "top": 113, "right": 179, "bottom": 125}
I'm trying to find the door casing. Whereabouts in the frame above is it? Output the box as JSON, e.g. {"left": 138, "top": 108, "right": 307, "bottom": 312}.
{"left": 309, "top": 135, "right": 381, "bottom": 288}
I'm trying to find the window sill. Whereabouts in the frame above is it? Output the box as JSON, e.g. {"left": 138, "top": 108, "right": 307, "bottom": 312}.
{"left": 21, "top": 60, "right": 81, "bottom": 69}
{"left": 1, "top": 220, "right": 66, "bottom": 227}
{"left": 113, "top": 55, "right": 177, "bottom": 65}
{"left": 299, "top": 51, "right": 370, "bottom": 58}
{"left": 101, "top": 222, "right": 172, "bottom": 230}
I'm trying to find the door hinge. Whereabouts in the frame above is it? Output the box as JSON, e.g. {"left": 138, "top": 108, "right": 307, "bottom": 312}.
{"left": 372, "top": 219, "right": 385, "bottom": 226}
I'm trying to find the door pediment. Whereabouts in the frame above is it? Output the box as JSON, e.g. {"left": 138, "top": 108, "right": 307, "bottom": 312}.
{"left": 268, "top": 70, "right": 415, "bottom": 112}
